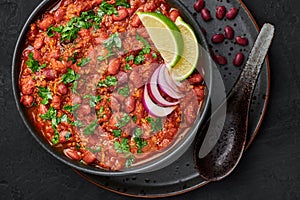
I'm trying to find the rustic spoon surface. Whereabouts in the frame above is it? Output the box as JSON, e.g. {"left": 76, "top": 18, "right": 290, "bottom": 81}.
{"left": 194, "top": 23, "right": 275, "bottom": 181}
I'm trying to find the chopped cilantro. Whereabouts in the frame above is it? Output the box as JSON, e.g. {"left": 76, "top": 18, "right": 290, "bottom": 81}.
{"left": 125, "top": 55, "right": 134, "bottom": 62}
{"left": 83, "top": 94, "right": 102, "bottom": 107}
{"left": 112, "top": 129, "right": 122, "bottom": 137}
{"left": 115, "top": 0, "right": 130, "bottom": 8}
{"left": 26, "top": 52, "right": 46, "bottom": 72}
{"left": 40, "top": 107, "right": 56, "bottom": 121}
{"left": 47, "top": 25, "right": 63, "bottom": 37}
{"left": 146, "top": 117, "right": 163, "bottom": 132}
{"left": 38, "top": 87, "right": 52, "bottom": 105}
{"left": 133, "top": 128, "right": 143, "bottom": 138}
{"left": 125, "top": 64, "right": 132, "bottom": 70}
{"left": 97, "top": 51, "right": 114, "bottom": 61}
{"left": 71, "top": 80, "right": 78, "bottom": 93}
{"left": 114, "top": 138, "right": 130, "bottom": 153}
{"left": 136, "top": 34, "right": 151, "bottom": 55}
{"left": 134, "top": 55, "right": 145, "bottom": 64}
{"left": 116, "top": 113, "right": 131, "bottom": 128}
{"left": 103, "top": 33, "right": 122, "bottom": 50}
{"left": 133, "top": 128, "right": 147, "bottom": 153}
{"left": 86, "top": 146, "right": 101, "bottom": 153}
{"left": 63, "top": 104, "right": 80, "bottom": 113}
{"left": 152, "top": 52, "right": 157, "bottom": 58}
{"left": 132, "top": 115, "right": 137, "bottom": 123}
{"left": 77, "top": 57, "right": 90, "bottom": 66}
{"left": 118, "top": 84, "right": 130, "bottom": 97}
{"left": 100, "top": 1, "right": 118, "bottom": 16}
{"left": 70, "top": 120, "right": 83, "bottom": 127}
{"left": 97, "top": 76, "right": 118, "bottom": 87}
{"left": 62, "top": 68, "right": 80, "bottom": 84}
{"left": 125, "top": 155, "right": 135, "bottom": 167}
{"left": 68, "top": 52, "right": 78, "bottom": 64}
{"left": 83, "top": 119, "right": 98, "bottom": 135}
{"left": 51, "top": 128, "right": 60, "bottom": 145}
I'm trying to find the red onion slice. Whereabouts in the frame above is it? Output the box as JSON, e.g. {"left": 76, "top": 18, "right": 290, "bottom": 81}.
{"left": 142, "top": 85, "right": 176, "bottom": 117}
{"left": 148, "top": 66, "right": 179, "bottom": 106}
{"left": 158, "top": 66, "right": 185, "bottom": 99}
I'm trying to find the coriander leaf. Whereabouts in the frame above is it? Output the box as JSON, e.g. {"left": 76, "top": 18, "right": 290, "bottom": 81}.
{"left": 125, "top": 64, "right": 132, "bottom": 70}
{"left": 84, "top": 119, "right": 98, "bottom": 135}
{"left": 97, "top": 76, "right": 118, "bottom": 87}
{"left": 116, "top": 113, "right": 131, "bottom": 128}
{"left": 51, "top": 127, "right": 60, "bottom": 145}
{"left": 152, "top": 52, "right": 157, "bottom": 58}
{"left": 40, "top": 107, "right": 57, "bottom": 120}
{"left": 77, "top": 57, "right": 90, "bottom": 66}
{"left": 112, "top": 129, "right": 122, "bottom": 137}
{"left": 83, "top": 94, "right": 102, "bottom": 107}
{"left": 133, "top": 128, "right": 143, "bottom": 138}
{"left": 118, "top": 84, "right": 130, "bottom": 97}
{"left": 86, "top": 146, "right": 101, "bottom": 153}
{"left": 47, "top": 25, "right": 63, "bottom": 37}
{"left": 38, "top": 87, "right": 52, "bottom": 105}
{"left": 134, "top": 137, "right": 147, "bottom": 153}
{"left": 100, "top": 1, "right": 118, "bottom": 16}
{"left": 125, "top": 55, "right": 134, "bottom": 62}
{"left": 103, "top": 32, "right": 122, "bottom": 50}
{"left": 26, "top": 52, "right": 46, "bottom": 72}
{"left": 70, "top": 120, "right": 83, "bottom": 127}
{"left": 62, "top": 68, "right": 80, "bottom": 84}
{"left": 136, "top": 34, "right": 151, "bottom": 55}
{"left": 68, "top": 52, "right": 78, "bottom": 64}
{"left": 97, "top": 51, "right": 114, "bottom": 61}
{"left": 71, "top": 80, "right": 78, "bottom": 93}
{"left": 125, "top": 155, "right": 135, "bottom": 167}
{"left": 132, "top": 115, "right": 137, "bottom": 123}
{"left": 63, "top": 104, "right": 81, "bottom": 113}
{"left": 134, "top": 55, "right": 145, "bottom": 64}
{"left": 114, "top": 138, "right": 130, "bottom": 153}
{"left": 146, "top": 117, "right": 163, "bottom": 132}
{"left": 115, "top": 0, "right": 130, "bottom": 8}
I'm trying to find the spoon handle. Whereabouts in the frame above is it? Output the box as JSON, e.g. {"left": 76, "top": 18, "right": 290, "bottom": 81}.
{"left": 232, "top": 23, "right": 275, "bottom": 97}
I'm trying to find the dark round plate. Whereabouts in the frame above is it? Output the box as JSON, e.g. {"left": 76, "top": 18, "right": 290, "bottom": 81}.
{"left": 75, "top": 0, "right": 270, "bottom": 197}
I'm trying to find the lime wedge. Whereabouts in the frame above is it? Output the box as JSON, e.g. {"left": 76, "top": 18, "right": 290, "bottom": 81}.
{"left": 137, "top": 12, "right": 183, "bottom": 68}
{"left": 171, "top": 17, "right": 199, "bottom": 81}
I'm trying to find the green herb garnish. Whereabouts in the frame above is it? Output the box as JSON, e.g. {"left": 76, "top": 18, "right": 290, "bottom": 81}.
{"left": 63, "top": 104, "right": 81, "bottom": 113}
{"left": 38, "top": 87, "right": 52, "bottom": 105}
{"left": 116, "top": 113, "right": 131, "bottom": 128}
{"left": 114, "top": 138, "right": 130, "bottom": 153}
{"left": 134, "top": 55, "right": 145, "bottom": 64}
{"left": 77, "top": 57, "right": 90, "bottom": 66}
{"left": 62, "top": 68, "right": 80, "bottom": 84}
{"left": 83, "top": 94, "right": 102, "bottom": 107}
{"left": 125, "top": 55, "right": 134, "bottom": 62}
{"left": 146, "top": 117, "right": 163, "bottom": 132}
{"left": 97, "top": 76, "right": 118, "bottom": 87}
{"left": 118, "top": 84, "right": 130, "bottom": 97}
{"left": 112, "top": 129, "right": 122, "bottom": 137}
{"left": 125, "top": 155, "right": 135, "bottom": 167}
{"left": 83, "top": 119, "right": 98, "bottom": 135}
{"left": 26, "top": 52, "right": 46, "bottom": 72}
{"left": 125, "top": 64, "right": 132, "bottom": 70}
{"left": 103, "top": 33, "right": 122, "bottom": 50}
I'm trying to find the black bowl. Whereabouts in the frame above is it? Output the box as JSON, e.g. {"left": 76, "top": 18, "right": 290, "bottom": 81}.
{"left": 12, "top": 0, "right": 213, "bottom": 176}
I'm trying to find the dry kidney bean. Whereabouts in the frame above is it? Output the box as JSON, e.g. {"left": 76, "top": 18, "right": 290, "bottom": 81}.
{"left": 215, "top": 54, "right": 227, "bottom": 65}
{"left": 130, "top": 14, "right": 141, "bottom": 27}
{"left": 43, "top": 68, "right": 56, "bottom": 81}
{"left": 235, "top": 36, "right": 248, "bottom": 46}
{"left": 224, "top": 25, "right": 234, "bottom": 39}
{"left": 216, "top": 6, "right": 226, "bottom": 19}
{"left": 124, "top": 96, "right": 136, "bottom": 113}
{"left": 211, "top": 33, "right": 225, "bottom": 43}
{"left": 194, "top": 0, "right": 205, "bottom": 12}
{"left": 201, "top": 8, "right": 212, "bottom": 21}
{"left": 233, "top": 52, "right": 244, "bottom": 66}
{"left": 108, "top": 58, "right": 120, "bottom": 75}
{"left": 226, "top": 7, "right": 238, "bottom": 20}
{"left": 82, "top": 151, "right": 96, "bottom": 164}
{"left": 51, "top": 95, "right": 61, "bottom": 109}
{"left": 20, "top": 95, "right": 34, "bottom": 107}
{"left": 64, "top": 149, "right": 81, "bottom": 161}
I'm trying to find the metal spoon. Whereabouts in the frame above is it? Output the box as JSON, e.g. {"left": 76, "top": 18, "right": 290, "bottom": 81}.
{"left": 194, "top": 23, "right": 275, "bottom": 181}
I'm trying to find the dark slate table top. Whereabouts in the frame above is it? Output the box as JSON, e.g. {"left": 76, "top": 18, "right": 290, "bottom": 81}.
{"left": 1, "top": 0, "right": 299, "bottom": 199}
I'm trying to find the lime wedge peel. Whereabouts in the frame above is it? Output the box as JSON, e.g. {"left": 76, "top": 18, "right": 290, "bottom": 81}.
{"left": 137, "top": 12, "right": 184, "bottom": 69}
{"left": 171, "top": 16, "right": 200, "bottom": 81}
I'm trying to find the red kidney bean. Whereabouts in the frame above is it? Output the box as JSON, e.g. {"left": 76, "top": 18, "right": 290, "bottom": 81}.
{"left": 33, "top": 49, "right": 42, "bottom": 61}
{"left": 82, "top": 151, "right": 96, "bottom": 164}
{"left": 112, "top": 8, "right": 128, "bottom": 21}
{"left": 215, "top": 54, "right": 227, "bottom": 65}
{"left": 110, "top": 96, "right": 120, "bottom": 111}
{"left": 169, "top": 9, "right": 180, "bottom": 22}
{"left": 21, "top": 76, "right": 36, "bottom": 95}
{"left": 20, "top": 95, "right": 34, "bottom": 107}
{"left": 33, "top": 37, "right": 44, "bottom": 50}
{"left": 116, "top": 71, "right": 128, "bottom": 86}
{"left": 211, "top": 33, "right": 225, "bottom": 43}
{"left": 51, "top": 95, "right": 61, "bottom": 109}
{"left": 226, "top": 7, "right": 238, "bottom": 20}
{"left": 216, "top": 6, "right": 226, "bottom": 19}
{"left": 184, "top": 104, "right": 197, "bottom": 125}
{"left": 56, "top": 83, "right": 68, "bottom": 95}
{"left": 72, "top": 95, "right": 82, "bottom": 105}
{"left": 59, "top": 130, "right": 70, "bottom": 143}
{"left": 64, "top": 149, "right": 81, "bottom": 161}
{"left": 38, "top": 14, "right": 55, "bottom": 30}
{"left": 224, "top": 25, "right": 234, "bottom": 39}
{"left": 130, "top": 14, "right": 141, "bottom": 27}
{"left": 201, "top": 8, "right": 212, "bottom": 21}
{"left": 129, "top": 69, "right": 143, "bottom": 88}
{"left": 39, "top": 104, "right": 48, "bottom": 114}
{"left": 108, "top": 58, "right": 120, "bottom": 75}
{"left": 235, "top": 36, "right": 248, "bottom": 46}
{"left": 54, "top": 7, "right": 66, "bottom": 23}
{"left": 188, "top": 73, "right": 203, "bottom": 84}
{"left": 77, "top": 104, "right": 91, "bottom": 116}
{"left": 124, "top": 96, "right": 136, "bottom": 113}
{"left": 233, "top": 52, "right": 245, "bottom": 66}
{"left": 43, "top": 68, "right": 55, "bottom": 81}
{"left": 194, "top": 0, "right": 205, "bottom": 12}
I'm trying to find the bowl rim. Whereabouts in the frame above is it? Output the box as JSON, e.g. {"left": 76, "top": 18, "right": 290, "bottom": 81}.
{"left": 11, "top": 0, "right": 213, "bottom": 176}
